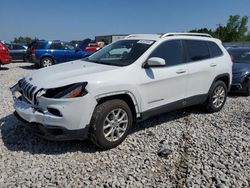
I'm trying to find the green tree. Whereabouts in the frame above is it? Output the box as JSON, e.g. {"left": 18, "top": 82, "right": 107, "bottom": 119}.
{"left": 189, "top": 28, "right": 213, "bottom": 35}
{"left": 13, "top": 36, "right": 34, "bottom": 44}
{"left": 189, "top": 15, "right": 249, "bottom": 42}
{"left": 246, "top": 32, "right": 250, "bottom": 41}
{"left": 224, "top": 15, "right": 248, "bottom": 42}
{"left": 213, "top": 26, "right": 228, "bottom": 41}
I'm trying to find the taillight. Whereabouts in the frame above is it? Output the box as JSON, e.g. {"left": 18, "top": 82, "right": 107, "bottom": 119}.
{"left": 31, "top": 48, "right": 35, "bottom": 55}
{"left": 84, "top": 47, "right": 92, "bottom": 52}
{"left": 1, "top": 44, "right": 8, "bottom": 51}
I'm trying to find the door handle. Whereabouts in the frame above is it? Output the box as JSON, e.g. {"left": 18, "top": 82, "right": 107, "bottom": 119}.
{"left": 176, "top": 69, "right": 186, "bottom": 74}
{"left": 210, "top": 63, "right": 217, "bottom": 67}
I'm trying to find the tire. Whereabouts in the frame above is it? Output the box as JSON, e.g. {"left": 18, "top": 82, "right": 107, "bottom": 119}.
{"left": 40, "top": 57, "right": 54, "bottom": 68}
{"left": 23, "top": 55, "right": 27, "bottom": 62}
{"left": 204, "top": 80, "right": 227, "bottom": 113}
{"left": 245, "top": 82, "right": 250, "bottom": 96}
{"left": 89, "top": 99, "right": 133, "bottom": 150}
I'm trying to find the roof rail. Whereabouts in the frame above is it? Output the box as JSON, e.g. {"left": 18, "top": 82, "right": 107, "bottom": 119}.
{"left": 161, "top": 32, "right": 212, "bottom": 38}
{"left": 125, "top": 34, "right": 161, "bottom": 39}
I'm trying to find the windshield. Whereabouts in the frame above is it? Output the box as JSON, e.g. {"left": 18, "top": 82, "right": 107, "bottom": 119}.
{"left": 86, "top": 40, "right": 154, "bottom": 66}
{"left": 228, "top": 49, "right": 250, "bottom": 64}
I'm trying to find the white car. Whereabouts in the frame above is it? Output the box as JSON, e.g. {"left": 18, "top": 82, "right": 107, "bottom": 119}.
{"left": 11, "top": 33, "right": 232, "bottom": 149}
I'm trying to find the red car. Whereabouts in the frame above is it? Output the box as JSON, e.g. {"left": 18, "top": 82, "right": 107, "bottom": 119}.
{"left": 0, "top": 42, "right": 12, "bottom": 67}
{"left": 84, "top": 42, "right": 104, "bottom": 53}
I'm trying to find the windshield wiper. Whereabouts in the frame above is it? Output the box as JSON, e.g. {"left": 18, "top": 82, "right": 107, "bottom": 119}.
{"left": 82, "top": 58, "right": 104, "bottom": 64}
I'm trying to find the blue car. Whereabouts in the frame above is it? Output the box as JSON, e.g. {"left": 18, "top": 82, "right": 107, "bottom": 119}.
{"left": 29, "top": 40, "right": 93, "bottom": 68}
{"left": 228, "top": 47, "right": 250, "bottom": 96}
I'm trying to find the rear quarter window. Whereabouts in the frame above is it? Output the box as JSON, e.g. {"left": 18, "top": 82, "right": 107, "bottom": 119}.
{"left": 185, "top": 40, "right": 210, "bottom": 62}
{"left": 207, "top": 41, "right": 223, "bottom": 57}
{"left": 50, "top": 42, "right": 64, "bottom": 50}
{"left": 34, "top": 42, "right": 46, "bottom": 49}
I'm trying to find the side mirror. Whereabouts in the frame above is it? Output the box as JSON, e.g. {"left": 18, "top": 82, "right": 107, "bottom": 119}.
{"left": 143, "top": 57, "right": 166, "bottom": 68}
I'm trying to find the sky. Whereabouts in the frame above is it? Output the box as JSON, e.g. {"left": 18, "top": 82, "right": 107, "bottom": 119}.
{"left": 1, "top": 0, "right": 250, "bottom": 42}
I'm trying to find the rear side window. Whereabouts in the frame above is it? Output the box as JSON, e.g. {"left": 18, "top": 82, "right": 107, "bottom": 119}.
{"left": 207, "top": 41, "right": 223, "bottom": 57}
{"left": 149, "top": 40, "right": 183, "bottom": 67}
{"left": 185, "top": 40, "right": 210, "bottom": 62}
{"left": 50, "top": 42, "right": 64, "bottom": 50}
{"left": 5, "top": 44, "right": 12, "bottom": 50}
{"left": 34, "top": 42, "right": 46, "bottom": 49}
{"left": 13, "top": 44, "right": 25, "bottom": 50}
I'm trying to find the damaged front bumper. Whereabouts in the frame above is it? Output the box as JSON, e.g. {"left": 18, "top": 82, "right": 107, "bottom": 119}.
{"left": 10, "top": 83, "right": 97, "bottom": 141}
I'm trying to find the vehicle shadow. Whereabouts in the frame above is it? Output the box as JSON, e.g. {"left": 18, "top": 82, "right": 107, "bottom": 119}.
{"left": 1, "top": 107, "right": 202, "bottom": 155}
{"left": 228, "top": 92, "right": 248, "bottom": 98}
{"left": 19, "top": 64, "right": 37, "bottom": 70}
{"left": 0, "top": 113, "right": 98, "bottom": 155}
{"left": 132, "top": 108, "right": 192, "bottom": 133}
{"left": 0, "top": 67, "right": 9, "bottom": 70}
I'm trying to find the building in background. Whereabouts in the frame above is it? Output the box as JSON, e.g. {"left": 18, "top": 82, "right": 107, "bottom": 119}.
{"left": 95, "top": 34, "right": 128, "bottom": 45}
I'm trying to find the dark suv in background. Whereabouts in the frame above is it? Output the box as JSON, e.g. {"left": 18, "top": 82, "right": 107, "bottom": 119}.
{"left": 228, "top": 47, "right": 250, "bottom": 96}
{"left": 6, "top": 43, "right": 28, "bottom": 61}
{"left": 26, "top": 40, "right": 93, "bottom": 68}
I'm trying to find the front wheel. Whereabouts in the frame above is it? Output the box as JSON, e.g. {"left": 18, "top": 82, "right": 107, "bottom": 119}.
{"left": 89, "top": 99, "right": 133, "bottom": 150}
{"left": 204, "top": 80, "right": 227, "bottom": 113}
{"left": 40, "top": 57, "right": 54, "bottom": 68}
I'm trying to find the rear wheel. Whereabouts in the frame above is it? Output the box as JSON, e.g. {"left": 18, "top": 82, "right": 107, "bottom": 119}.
{"left": 40, "top": 57, "right": 54, "bottom": 68}
{"left": 204, "top": 80, "right": 227, "bottom": 112}
{"left": 89, "top": 99, "right": 133, "bottom": 150}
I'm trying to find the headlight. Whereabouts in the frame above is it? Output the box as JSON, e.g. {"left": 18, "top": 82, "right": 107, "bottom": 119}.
{"left": 44, "top": 82, "right": 88, "bottom": 99}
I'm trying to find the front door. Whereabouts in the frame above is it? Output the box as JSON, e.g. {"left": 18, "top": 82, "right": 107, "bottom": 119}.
{"left": 138, "top": 40, "right": 188, "bottom": 112}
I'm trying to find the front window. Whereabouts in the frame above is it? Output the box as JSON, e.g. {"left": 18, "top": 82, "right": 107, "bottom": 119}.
{"left": 149, "top": 40, "right": 184, "bottom": 67}
{"left": 86, "top": 40, "right": 154, "bottom": 66}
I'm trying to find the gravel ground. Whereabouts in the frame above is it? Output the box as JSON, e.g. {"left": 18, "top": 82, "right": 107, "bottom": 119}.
{"left": 0, "top": 62, "right": 249, "bottom": 187}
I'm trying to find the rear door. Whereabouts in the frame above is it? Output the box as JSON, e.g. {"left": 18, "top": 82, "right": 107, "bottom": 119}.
{"left": 184, "top": 40, "right": 216, "bottom": 99}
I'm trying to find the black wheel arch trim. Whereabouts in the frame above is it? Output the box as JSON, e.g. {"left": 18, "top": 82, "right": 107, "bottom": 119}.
{"left": 211, "top": 73, "right": 231, "bottom": 92}
{"left": 95, "top": 90, "right": 141, "bottom": 118}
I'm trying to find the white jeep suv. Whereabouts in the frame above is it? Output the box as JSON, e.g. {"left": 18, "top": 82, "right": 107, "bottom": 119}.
{"left": 11, "top": 33, "right": 232, "bottom": 149}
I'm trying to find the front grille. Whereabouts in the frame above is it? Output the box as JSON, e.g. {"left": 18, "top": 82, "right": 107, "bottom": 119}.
{"left": 20, "top": 79, "right": 37, "bottom": 104}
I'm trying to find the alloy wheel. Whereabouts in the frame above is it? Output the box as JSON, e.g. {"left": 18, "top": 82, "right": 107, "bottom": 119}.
{"left": 212, "top": 85, "right": 226, "bottom": 108}
{"left": 42, "top": 58, "right": 53, "bottom": 67}
{"left": 103, "top": 108, "right": 128, "bottom": 142}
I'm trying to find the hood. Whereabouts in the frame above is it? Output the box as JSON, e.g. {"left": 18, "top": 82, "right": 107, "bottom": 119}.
{"left": 232, "top": 63, "right": 250, "bottom": 74}
{"left": 25, "top": 60, "right": 120, "bottom": 89}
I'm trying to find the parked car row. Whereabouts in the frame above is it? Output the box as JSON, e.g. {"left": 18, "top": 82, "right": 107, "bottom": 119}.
{"left": 0, "top": 39, "right": 105, "bottom": 68}
{"left": 25, "top": 40, "right": 95, "bottom": 68}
